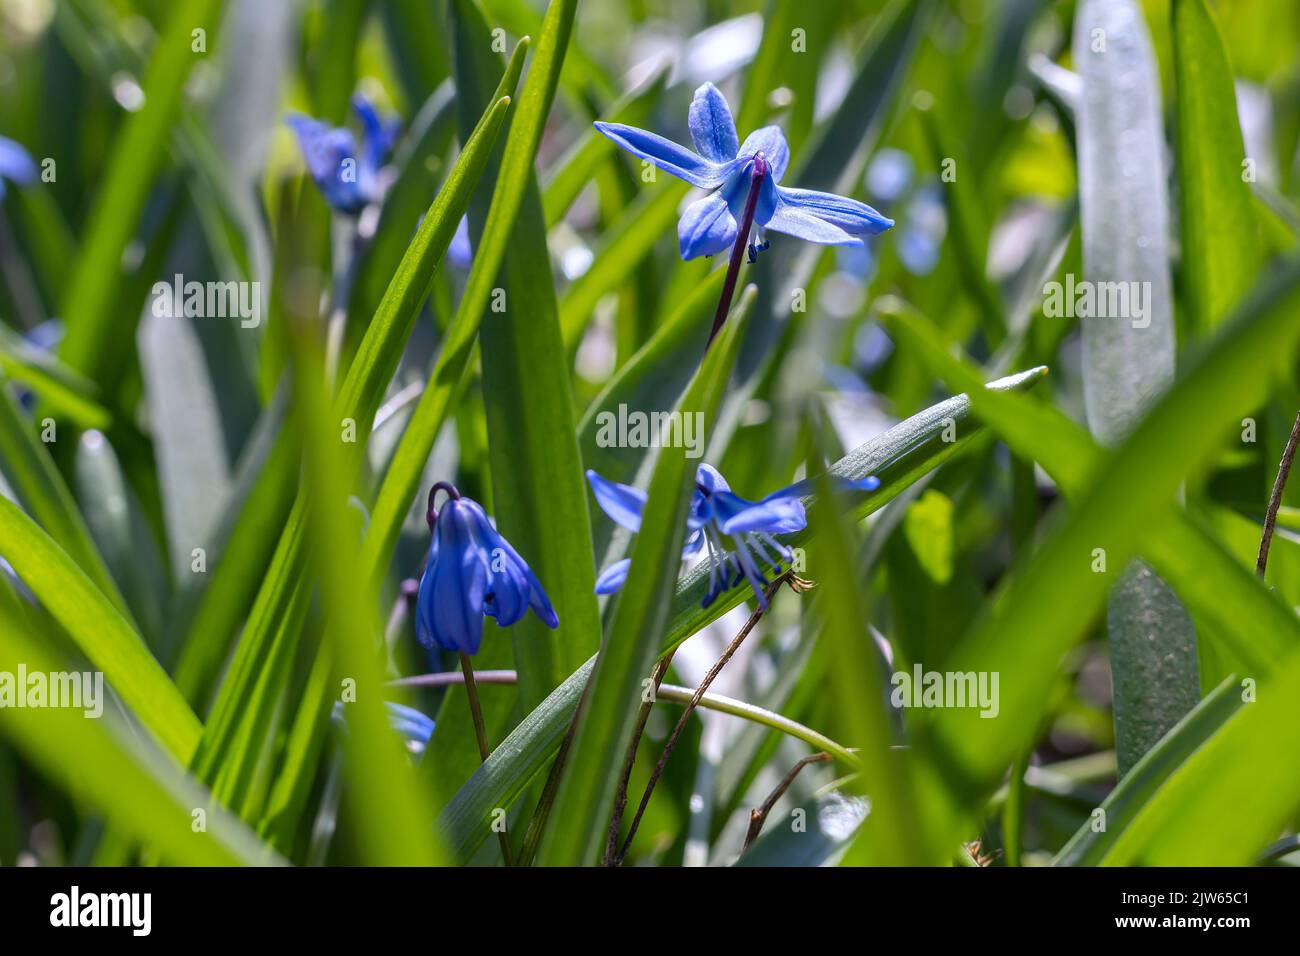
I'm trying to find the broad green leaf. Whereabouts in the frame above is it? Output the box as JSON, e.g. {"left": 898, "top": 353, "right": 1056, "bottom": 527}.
{"left": 902, "top": 489, "right": 955, "bottom": 586}
{"left": 1075, "top": 0, "right": 1194, "bottom": 775}
{"left": 0, "top": 324, "right": 110, "bottom": 430}
{"left": 1172, "top": 0, "right": 1260, "bottom": 333}
{"left": 536, "top": 289, "right": 751, "bottom": 867}
{"left": 441, "top": 367, "right": 1046, "bottom": 863}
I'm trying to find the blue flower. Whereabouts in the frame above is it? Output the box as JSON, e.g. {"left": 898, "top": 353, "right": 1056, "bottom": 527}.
{"left": 332, "top": 701, "right": 434, "bottom": 758}
{"left": 594, "top": 83, "right": 894, "bottom": 261}
{"left": 587, "top": 464, "right": 880, "bottom": 610}
{"left": 285, "top": 94, "right": 399, "bottom": 215}
{"left": 0, "top": 135, "right": 38, "bottom": 201}
{"left": 415, "top": 483, "right": 558, "bottom": 656}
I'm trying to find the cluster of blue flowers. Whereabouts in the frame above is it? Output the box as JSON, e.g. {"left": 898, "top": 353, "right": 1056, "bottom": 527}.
{"left": 286, "top": 83, "right": 888, "bottom": 658}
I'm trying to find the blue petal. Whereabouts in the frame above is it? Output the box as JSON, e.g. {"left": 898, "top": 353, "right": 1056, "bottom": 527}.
{"left": 595, "top": 558, "right": 631, "bottom": 594}
{"left": 448, "top": 215, "right": 473, "bottom": 270}
{"left": 464, "top": 498, "right": 557, "bottom": 629}
{"left": 0, "top": 135, "right": 38, "bottom": 188}
{"left": 765, "top": 202, "right": 861, "bottom": 247}
{"left": 678, "top": 192, "right": 737, "bottom": 260}
{"left": 760, "top": 474, "right": 881, "bottom": 502}
{"left": 383, "top": 702, "right": 435, "bottom": 746}
{"left": 776, "top": 186, "right": 894, "bottom": 236}
{"left": 284, "top": 114, "right": 364, "bottom": 213}
{"left": 352, "top": 93, "right": 399, "bottom": 171}
{"left": 737, "top": 126, "right": 790, "bottom": 183}
{"left": 427, "top": 501, "right": 488, "bottom": 654}
{"left": 687, "top": 82, "right": 739, "bottom": 164}
{"left": 586, "top": 469, "right": 647, "bottom": 532}
{"left": 681, "top": 528, "right": 705, "bottom": 559}
{"left": 714, "top": 492, "right": 807, "bottom": 536}
{"left": 593, "top": 121, "right": 735, "bottom": 189}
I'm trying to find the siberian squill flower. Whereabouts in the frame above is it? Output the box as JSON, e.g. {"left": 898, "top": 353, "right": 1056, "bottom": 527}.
{"left": 0, "top": 135, "right": 38, "bottom": 201}
{"left": 587, "top": 465, "right": 880, "bottom": 610}
{"left": 594, "top": 83, "right": 894, "bottom": 261}
{"left": 415, "top": 482, "right": 558, "bottom": 656}
{"left": 285, "top": 94, "right": 400, "bottom": 215}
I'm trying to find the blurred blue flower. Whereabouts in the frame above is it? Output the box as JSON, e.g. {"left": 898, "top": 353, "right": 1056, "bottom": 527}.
{"left": 594, "top": 83, "right": 893, "bottom": 261}
{"left": 0, "top": 135, "right": 38, "bottom": 201}
{"left": 285, "top": 94, "right": 399, "bottom": 215}
{"left": 416, "top": 483, "right": 558, "bottom": 656}
{"left": 896, "top": 184, "right": 947, "bottom": 276}
{"left": 447, "top": 215, "right": 473, "bottom": 271}
{"left": 332, "top": 701, "right": 434, "bottom": 757}
{"left": 865, "top": 148, "right": 913, "bottom": 204}
{"left": 587, "top": 464, "right": 880, "bottom": 610}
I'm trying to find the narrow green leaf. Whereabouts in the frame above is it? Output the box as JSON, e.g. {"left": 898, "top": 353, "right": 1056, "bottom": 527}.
{"left": 56, "top": 0, "right": 222, "bottom": 383}
{"left": 1075, "top": 0, "right": 1195, "bottom": 775}
{"left": 0, "top": 494, "right": 201, "bottom": 761}
{"left": 1053, "top": 678, "right": 1242, "bottom": 866}
{"left": 1172, "top": 0, "right": 1260, "bottom": 332}
{"left": 537, "top": 290, "right": 752, "bottom": 867}
{"left": 905, "top": 258, "right": 1300, "bottom": 860}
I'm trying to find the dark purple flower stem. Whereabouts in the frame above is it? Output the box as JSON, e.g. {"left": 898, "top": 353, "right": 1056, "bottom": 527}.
{"left": 426, "top": 480, "right": 461, "bottom": 527}
{"left": 459, "top": 652, "right": 515, "bottom": 867}
{"left": 704, "top": 153, "right": 768, "bottom": 353}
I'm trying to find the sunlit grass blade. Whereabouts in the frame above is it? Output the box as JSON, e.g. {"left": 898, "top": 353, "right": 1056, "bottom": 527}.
{"left": 1172, "top": 0, "right": 1260, "bottom": 332}
{"left": 536, "top": 289, "right": 752, "bottom": 867}
{"left": 902, "top": 257, "right": 1300, "bottom": 860}
{"left": 0, "top": 494, "right": 201, "bottom": 761}
{"left": 0, "top": 608, "right": 279, "bottom": 866}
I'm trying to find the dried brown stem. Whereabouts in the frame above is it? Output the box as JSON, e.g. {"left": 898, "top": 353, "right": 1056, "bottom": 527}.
{"left": 1257, "top": 411, "right": 1300, "bottom": 577}
{"left": 741, "top": 752, "right": 833, "bottom": 853}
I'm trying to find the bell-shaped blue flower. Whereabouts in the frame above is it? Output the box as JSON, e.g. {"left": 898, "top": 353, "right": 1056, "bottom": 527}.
{"left": 415, "top": 483, "right": 558, "bottom": 656}
{"left": 285, "top": 94, "right": 400, "bottom": 215}
{"left": 594, "top": 83, "right": 894, "bottom": 261}
{"left": 0, "top": 134, "right": 38, "bottom": 201}
{"left": 587, "top": 464, "right": 880, "bottom": 610}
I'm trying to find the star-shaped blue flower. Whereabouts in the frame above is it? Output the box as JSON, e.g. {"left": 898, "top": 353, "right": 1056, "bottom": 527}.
{"left": 587, "top": 464, "right": 880, "bottom": 610}
{"left": 285, "top": 94, "right": 400, "bottom": 215}
{"left": 0, "top": 134, "right": 38, "bottom": 202}
{"left": 415, "top": 484, "right": 558, "bottom": 656}
{"left": 594, "top": 83, "right": 894, "bottom": 261}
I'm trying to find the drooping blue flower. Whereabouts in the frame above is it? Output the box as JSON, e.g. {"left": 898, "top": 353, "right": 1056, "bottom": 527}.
{"left": 594, "top": 83, "right": 894, "bottom": 261}
{"left": 0, "top": 135, "right": 38, "bottom": 201}
{"left": 587, "top": 464, "right": 880, "bottom": 610}
{"left": 415, "top": 483, "right": 558, "bottom": 656}
{"left": 285, "top": 94, "right": 400, "bottom": 215}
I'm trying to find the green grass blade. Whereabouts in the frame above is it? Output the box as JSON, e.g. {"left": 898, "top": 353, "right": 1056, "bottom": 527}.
{"left": 1075, "top": 0, "right": 1195, "bottom": 775}
{"left": 1172, "top": 0, "right": 1260, "bottom": 332}
{"left": 441, "top": 366, "right": 1048, "bottom": 862}
{"left": 0, "top": 494, "right": 201, "bottom": 761}
{"left": 536, "top": 290, "right": 752, "bottom": 867}
{"left": 906, "top": 258, "right": 1300, "bottom": 858}
{"left": 0, "top": 377, "right": 131, "bottom": 619}
{"left": 55, "top": 0, "right": 222, "bottom": 382}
